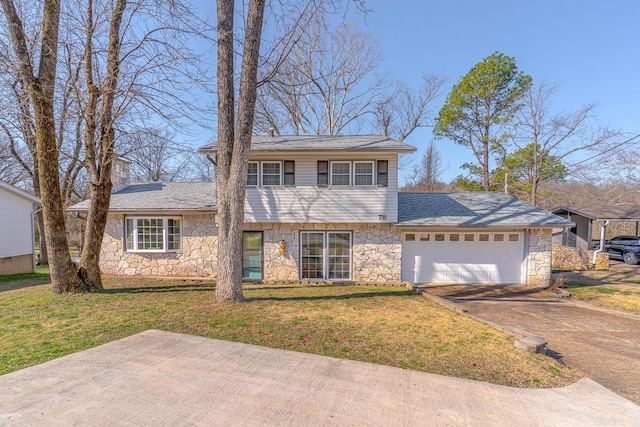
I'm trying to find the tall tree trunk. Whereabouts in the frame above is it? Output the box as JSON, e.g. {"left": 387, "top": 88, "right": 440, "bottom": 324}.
{"left": 215, "top": 0, "right": 266, "bottom": 303}
{"left": 77, "top": 0, "right": 126, "bottom": 290}
{"left": 1, "top": 0, "right": 85, "bottom": 293}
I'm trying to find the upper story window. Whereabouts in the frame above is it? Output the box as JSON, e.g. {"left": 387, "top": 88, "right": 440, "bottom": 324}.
{"left": 354, "top": 161, "right": 374, "bottom": 186}
{"left": 247, "top": 162, "right": 259, "bottom": 186}
{"left": 317, "top": 160, "right": 388, "bottom": 187}
{"left": 247, "top": 161, "right": 294, "bottom": 187}
{"left": 126, "top": 217, "right": 181, "bottom": 252}
{"left": 262, "top": 162, "right": 281, "bottom": 186}
{"left": 331, "top": 162, "right": 351, "bottom": 186}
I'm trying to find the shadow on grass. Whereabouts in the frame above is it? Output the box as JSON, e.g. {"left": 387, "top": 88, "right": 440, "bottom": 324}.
{"left": 103, "top": 284, "right": 216, "bottom": 294}
{"left": 0, "top": 274, "right": 52, "bottom": 293}
{"left": 246, "top": 290, "right": 414, "bottom": 302}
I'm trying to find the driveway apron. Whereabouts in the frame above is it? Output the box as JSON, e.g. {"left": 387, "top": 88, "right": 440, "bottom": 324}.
{"left": 419, "top": 283, "right": 640, "bottom": 404}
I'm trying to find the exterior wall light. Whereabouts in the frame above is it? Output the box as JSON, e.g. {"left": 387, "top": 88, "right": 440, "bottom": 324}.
{"left": 279, "top": 239, "right": 286, "bottom": 256}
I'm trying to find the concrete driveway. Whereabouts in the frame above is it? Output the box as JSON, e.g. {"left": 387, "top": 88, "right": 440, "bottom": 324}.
{"left": 419, "top": 279, "right": 640, "bottom": 405}
{"left": 0, "top": 330, "right": 638, "bottom": 426}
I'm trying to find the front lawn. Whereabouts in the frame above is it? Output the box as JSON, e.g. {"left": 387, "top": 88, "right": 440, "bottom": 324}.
{"left": 565, "top": 283, "right": 640, "bottom": 313}
{"left": 0, "top": 276, "right": 581, "bottom": 388}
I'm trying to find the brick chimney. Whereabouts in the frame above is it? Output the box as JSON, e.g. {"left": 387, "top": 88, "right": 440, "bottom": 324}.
{"left": 111, "top": 156, "right": 131, "bottom": 192}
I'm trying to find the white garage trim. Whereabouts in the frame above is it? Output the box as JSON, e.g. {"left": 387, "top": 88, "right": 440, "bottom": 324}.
{"left": 401, "top": 231, "right": 525, "bottom": 284}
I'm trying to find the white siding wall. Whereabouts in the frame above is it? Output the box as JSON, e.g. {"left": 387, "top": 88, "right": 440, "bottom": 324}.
{"left": 0, "top": 189, "right": 34, "bottom": 258}
{"left": 245, "top": 152, "right": 398, "bottom": 223}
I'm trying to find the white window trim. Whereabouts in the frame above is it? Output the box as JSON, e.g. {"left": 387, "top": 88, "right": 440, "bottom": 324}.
{"left": 330, "top": 161, "right": 351, "bottom": 186}
{"left": 258, "top": 161, "right": 283, "bottom": 187}
{"left": 353, "top": 161, "right": 375, "bottom": 186}
{"left": 125, "top": 216, "right": 182, "bottom": 253}
{"left": 300, "top": 231, "right": 352, "bottom": 280}
{"left": 247, "top": 161, "right": 259, "bottom": 187}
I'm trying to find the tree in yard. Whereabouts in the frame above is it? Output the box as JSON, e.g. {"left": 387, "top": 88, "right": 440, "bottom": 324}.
{"left": 434, "top": 52, "right": 532, "bottom": 191}
{"left": 0, "top": 0, "right": 85, "bottom": 292}
{"left": 215, "top": 0, "right": 267, "bottom": 302}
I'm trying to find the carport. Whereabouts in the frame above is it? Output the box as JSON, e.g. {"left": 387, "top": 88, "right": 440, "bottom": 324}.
{"left": 551, "top": 206, "right": 640, "bottom": 250}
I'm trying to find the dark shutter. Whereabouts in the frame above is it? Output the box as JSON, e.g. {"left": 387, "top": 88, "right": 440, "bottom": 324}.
{"left": 377, "top": 160, "right": 388, "bottom": 187}
{"left": 284, "top": 160, "right": 295, "bottom": 186}
{"left": 317, "top": 161, "right": 328, "bottom": 186}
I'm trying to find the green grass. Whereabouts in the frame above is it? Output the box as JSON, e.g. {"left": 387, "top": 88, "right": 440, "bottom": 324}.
{"left": 0, "top": 265, "right": 50, "bottom": 284}
{"left": 0, "top": 276, "right": 581, "bottom": 389}
{"left": 566, "top": 283, "right": 640, "bottom": 313}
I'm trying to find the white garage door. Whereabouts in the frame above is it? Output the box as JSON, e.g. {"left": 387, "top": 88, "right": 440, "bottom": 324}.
{"left": 401, "top": 231, "right": 524, "bottom": 284}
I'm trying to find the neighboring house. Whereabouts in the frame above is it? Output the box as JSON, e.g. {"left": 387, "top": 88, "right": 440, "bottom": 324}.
{"left": 551, "top": 205, "right": 640, "bottom": 250}
{"left": 0, "top": 180, "right": 41, "bottom": 275}
{"left": 69, "top": 135, "right": 573, "bottom": 286}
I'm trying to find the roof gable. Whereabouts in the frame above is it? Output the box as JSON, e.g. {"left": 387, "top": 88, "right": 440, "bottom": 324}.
{"left": 398, "top": 192, "right": 574, "bottom": 228}
{"left": 0, "top": 180, "right": 41, "bottom": 205}
{"left": 199, "top": 135, "right": 416, "bottom": 154}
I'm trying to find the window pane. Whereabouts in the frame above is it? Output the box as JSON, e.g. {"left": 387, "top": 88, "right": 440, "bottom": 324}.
{"left": 509, "top": 234, "right": 519, "bottom": 242}
{"left": 464, "top": 234, "right": 474, "bottom": 242}
{"left": 354, "top": 162, "right": 373, "bottom": 186}
{"left": 494, "top": 234, "right": 504, "bottom": 242}
{"left": 405, "top": 233, "right": 415, "bottom": 241}
{"left": 377, "top": 160, "right": 388, "bottom": 187}
{"left": 420, "top": 233, "right": 430, "bottom": 241}
{"left": 328, "top": 232, "right": 351, "bottom": 279}
{"left": 168, "top": 219, "right": 181, "bottom": 250}
{"left": 331, "top": 162, "right": 350, "bottom": 186}
{"left": 479, "top": 234, "right": 489, "bottom": 242}
{"left": 435, "top": 234, "right": 445, "bottom": 241}
{"left": 126, "top": 219, "right": 134, "bottom": 250}
{"left": 262, "top": 162, "right": 281, "bottom": 186}
{"left": 284, "top": 160, "right": 295, "bottom": 186}
{"left": 302, "top": 233, "right": 324, "bottom": 279}
{"left": 247, "top": 162, "right": 258, "bottom": 186}
{"left": 449, "top": 234, "right": 459, "bottom": 241}
{"left": 137, "top": 218, "right": 164, "bottom": 250}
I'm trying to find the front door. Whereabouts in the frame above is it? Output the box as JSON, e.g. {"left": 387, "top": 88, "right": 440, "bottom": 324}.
{"left": 242, "top": 231, "right": 263, "bottom": 280}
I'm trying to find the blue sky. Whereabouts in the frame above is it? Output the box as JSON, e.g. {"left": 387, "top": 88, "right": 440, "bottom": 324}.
{"left": 194, "top": 0, "right": 640, "bottom": 183}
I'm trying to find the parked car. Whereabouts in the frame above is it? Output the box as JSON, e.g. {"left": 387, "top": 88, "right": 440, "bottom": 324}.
{"left": 604, "top": 236, "right": 640, "bottom": 265}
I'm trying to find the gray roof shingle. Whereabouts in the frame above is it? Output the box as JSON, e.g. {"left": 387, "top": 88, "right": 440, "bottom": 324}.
{"left": 397, "top": 192, "right": 575, "bottom": 228}
{"left": 68, "top": 182, "right": 217, "bottom": 213}
{"left": 198, "top": 135, "right": 416, "bottom": 154}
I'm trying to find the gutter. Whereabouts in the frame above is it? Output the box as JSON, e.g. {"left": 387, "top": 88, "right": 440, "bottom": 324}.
{"left": 593, "top": 220, "right": 609, "bottom": 267}
{"left": 31, "top": 206, "right": 42, "bottom": 272}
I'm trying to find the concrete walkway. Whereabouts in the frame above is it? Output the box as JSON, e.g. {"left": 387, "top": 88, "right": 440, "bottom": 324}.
{"left": 419, "top": 282, "right": 640, "bottom": 405}
{"left": 0, "top": 330, "right": 638, "bottom": 426}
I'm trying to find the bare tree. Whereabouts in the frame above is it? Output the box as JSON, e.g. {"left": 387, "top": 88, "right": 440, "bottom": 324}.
{"left": 255, "top": 18, "right": 385, "bottom": 135}
{"left": 512, "top": 79, "right": 620, "bottom": 205}
{"left": 373, "top": 73, "right": 446, "bottom": 141}
{"left": 121, "top": 129, "right": 196, "bottom": 182}
{"left": 406, "top": 139, "right": 445, "bottom": 191}
{"left": 1, "top": 0, "right": 85, "bottom": 292}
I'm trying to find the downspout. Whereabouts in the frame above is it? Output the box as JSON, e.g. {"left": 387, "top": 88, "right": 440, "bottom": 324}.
{"left": 592, "top": 220, "right": 609, "bottom": 267}
{"left": 31, "top": 206, "right": 42, "bottom": 273}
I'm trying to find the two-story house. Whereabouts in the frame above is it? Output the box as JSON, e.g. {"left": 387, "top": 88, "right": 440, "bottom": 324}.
{"left": 69, "top": 135, "right": 572, "bottom": 286}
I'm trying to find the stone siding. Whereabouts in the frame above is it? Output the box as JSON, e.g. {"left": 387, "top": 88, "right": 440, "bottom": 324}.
{"left": 552, "top": 244, "right": 609, "bottom": 271}
{"left": 100, "top": 214, "right": 217, "bottom": 276}
{"left": 526, "top": 229, "right": 552, "bottom": 287}
{"left": 244, "top": 223, "right": 402, "bottom": 283}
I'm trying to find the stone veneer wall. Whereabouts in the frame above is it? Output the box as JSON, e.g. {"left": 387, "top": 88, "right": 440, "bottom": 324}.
{"left": 100, "top": 213, "right": 217, "bottom": 276}
{"left": 552, "top": 244, "right": 609, "bottom": 271}
{"left": 243, "top": 223, "right": 402, "bottom": 283}
{"left": 526, "top": 228, "right": 552, "bottom": 287}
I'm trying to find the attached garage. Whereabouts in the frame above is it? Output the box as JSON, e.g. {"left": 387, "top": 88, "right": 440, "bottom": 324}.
{"left": 401, "top": 231, "right": 524, "bottom": 284}
{"left": 397, "top": 192, "right": 574, "bottom": 286}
